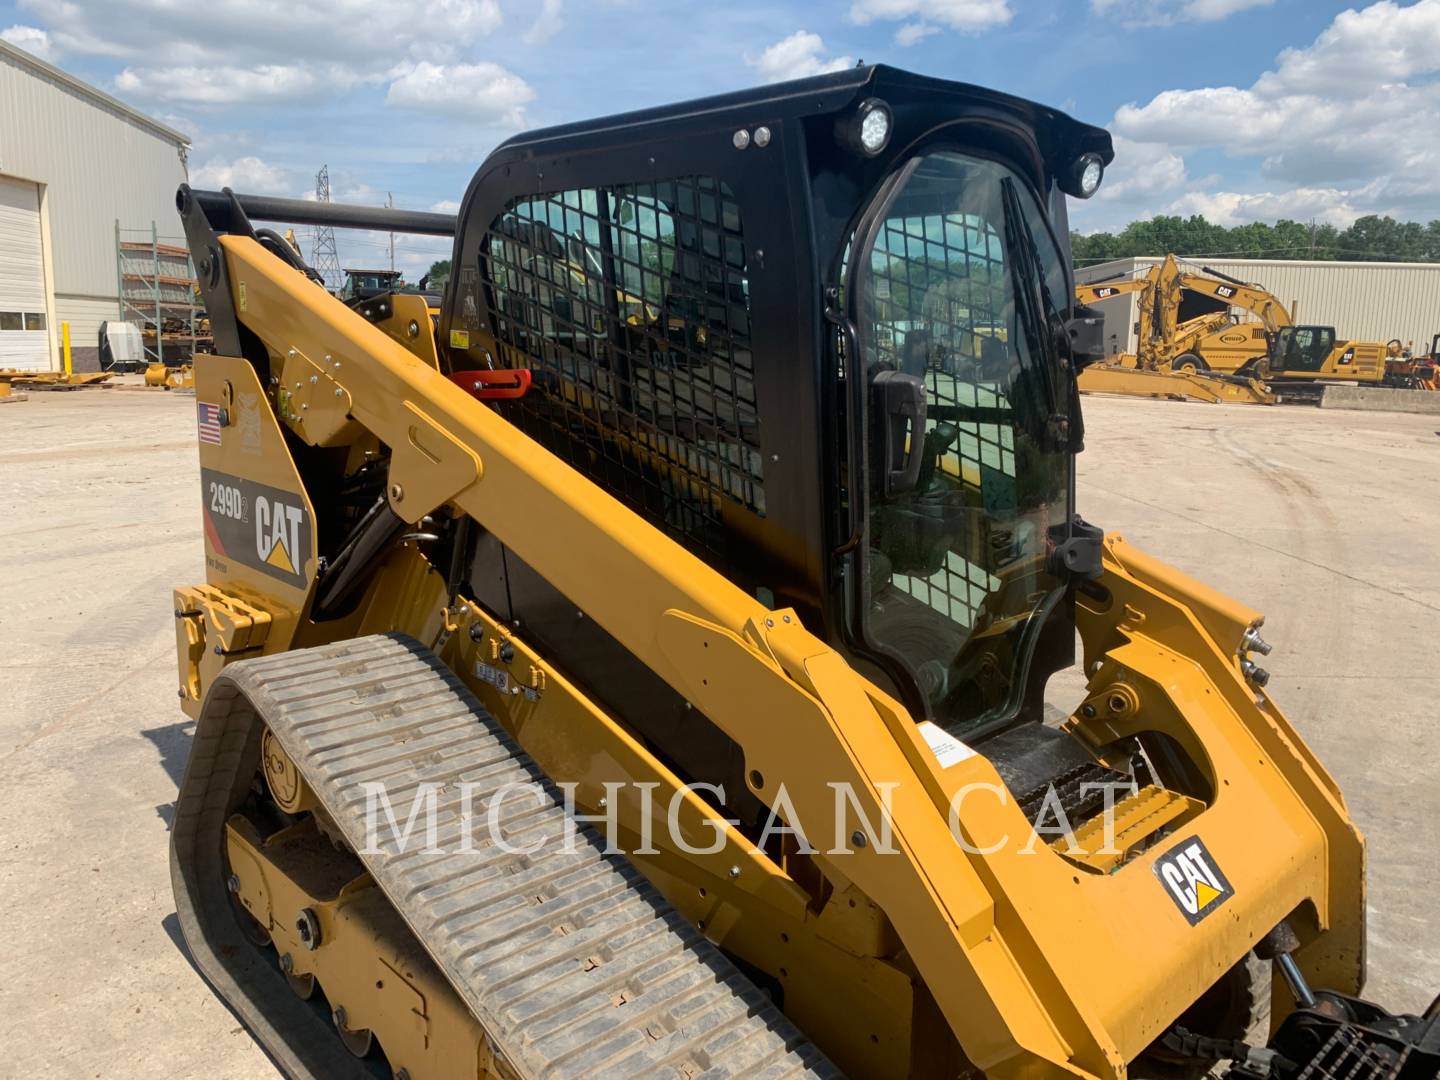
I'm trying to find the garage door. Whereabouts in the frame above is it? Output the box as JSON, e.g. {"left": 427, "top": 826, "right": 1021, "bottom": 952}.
{"left": 0, "top": 175, "right": 50, "bottom": 371}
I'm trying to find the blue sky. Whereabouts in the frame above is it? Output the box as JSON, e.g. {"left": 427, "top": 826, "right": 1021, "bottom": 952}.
{"left": 5, "top": 0, "right": 1438, "bottom": 277}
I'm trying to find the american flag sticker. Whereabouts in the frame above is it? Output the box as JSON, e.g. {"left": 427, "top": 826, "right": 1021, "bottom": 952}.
{"left": 197, "top": 402, "right": 223, "bottom": 445}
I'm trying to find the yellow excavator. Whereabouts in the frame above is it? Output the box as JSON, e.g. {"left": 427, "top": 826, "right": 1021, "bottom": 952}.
{"left": 1074, "top": 257, "right": 1274, "bottom": 403}
{"left": 167, "top": 66, "right": 1439, "bottom": 1079}
{"left": 1075, "top": 256, "right": 1399, "bottom": 403}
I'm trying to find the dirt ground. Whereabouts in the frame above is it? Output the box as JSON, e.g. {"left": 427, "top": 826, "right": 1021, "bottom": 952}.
{"left": 0, "top": 385, "right": 1436, "bottom": 1077}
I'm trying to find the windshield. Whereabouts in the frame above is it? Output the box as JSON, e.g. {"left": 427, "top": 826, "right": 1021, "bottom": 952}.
{"left": 855, "top": 150, "right": 1072, "bottom": 736}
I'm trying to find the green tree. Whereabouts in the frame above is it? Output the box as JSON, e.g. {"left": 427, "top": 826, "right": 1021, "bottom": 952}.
{"left": 425, "top": 259, "right": 452, "bottom": 288}
{"left": 1336, "top": 216, "right": 1428, "bottom": 261}
{"left": 1424, "top": 220, "right": 1440, "bottom": 260}
{"left": 1073, "top": 212, "right": 1438, "bottom": 267}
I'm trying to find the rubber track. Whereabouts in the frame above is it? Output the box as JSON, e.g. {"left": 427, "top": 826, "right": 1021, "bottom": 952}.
{"left": 171, "top": 633, "right": 836, "bottom": 1080}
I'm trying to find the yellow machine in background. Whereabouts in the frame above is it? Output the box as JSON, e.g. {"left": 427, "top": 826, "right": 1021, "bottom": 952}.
{"left": 1075, "top": 255, "right": 1401, "bottom": 402}
{"left": 144, "top": 361, "right": 194, "bottom": 389}
{"left": 1080, "top": 255, "right": 1288, "bottom": 376}
{"left": 0, "top": 368, "right": 114, "bottom": 391}
{"left": 1074, "top": 260, "right": 1274, "bottom": 403}
{"left": 1085, "top": 254, "right": 1401, "bottom": 380}
{"left": 165, "top": 67, "right": 1439, "bottom": 1080}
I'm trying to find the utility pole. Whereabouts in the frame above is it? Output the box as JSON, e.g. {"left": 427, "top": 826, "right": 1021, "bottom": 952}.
{"left": 387, "top": 191, "right": 395, "bottom": 275}
{"left": 310, "top": 166, "right": 342, "bottom": 291}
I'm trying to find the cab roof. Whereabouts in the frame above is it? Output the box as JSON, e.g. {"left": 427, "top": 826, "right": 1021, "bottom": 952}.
{"left": 493, "top": 64, "right": 1112, "bottom": 171}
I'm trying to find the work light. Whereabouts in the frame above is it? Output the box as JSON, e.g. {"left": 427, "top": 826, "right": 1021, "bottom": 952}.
{"left": 838, "top": 98, "right": 893, "bottom": 157}
{"left": 1068, "top": 152, "right": 1105, "bottom": 199}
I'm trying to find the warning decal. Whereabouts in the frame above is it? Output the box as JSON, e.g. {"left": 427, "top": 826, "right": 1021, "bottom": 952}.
{"left": 200, "top": 467, "right": 312, "bottom": 589}
{"left": 1154, "top": 836, "right": 1234, "bottom": 925}
{"left": 918, "top": 721, "right": 976, "bottom": 770}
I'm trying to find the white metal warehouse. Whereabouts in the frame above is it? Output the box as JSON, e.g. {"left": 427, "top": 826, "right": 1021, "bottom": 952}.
{"left": 1076, "top": 255, "right": 1440, "bottom": 359}
{"left": 0, "top": 39, "right": 189, "bottom": 371}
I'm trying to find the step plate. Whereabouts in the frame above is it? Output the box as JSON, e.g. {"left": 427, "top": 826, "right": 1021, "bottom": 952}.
{"left": 171, "top": 632, "right": 835, "bottom": 1080}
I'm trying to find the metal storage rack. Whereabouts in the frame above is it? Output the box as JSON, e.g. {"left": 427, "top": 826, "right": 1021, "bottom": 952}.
{"left": 115, "top": 221, "right": 212, "bottom": 365}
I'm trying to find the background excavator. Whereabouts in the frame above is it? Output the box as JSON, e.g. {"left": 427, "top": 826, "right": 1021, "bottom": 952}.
{"left": 167, "top": 66, "right": 1440, "bottom": 1080}
{"left": 1075, "top": 255, "right": 1410, "bottom": 403}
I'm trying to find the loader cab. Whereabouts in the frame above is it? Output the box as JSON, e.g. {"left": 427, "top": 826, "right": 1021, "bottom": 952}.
{"left": 445, "top": 65, "right": 1111, "bottom": 738}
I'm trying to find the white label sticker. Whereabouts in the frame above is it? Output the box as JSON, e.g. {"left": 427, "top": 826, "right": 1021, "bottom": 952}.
{"left": 474, "top": 661, "right": 510, "bottom": 692}
{"left": 918, "top": 721, "right": 975, "bottom": 769}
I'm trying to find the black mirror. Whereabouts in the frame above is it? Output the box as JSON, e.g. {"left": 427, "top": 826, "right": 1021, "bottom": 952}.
{"left": 871, "top": 371, "right": 927, "bottom": 497}
{"left": 1064, "top": 303, "right": 1106, "bottom": 369}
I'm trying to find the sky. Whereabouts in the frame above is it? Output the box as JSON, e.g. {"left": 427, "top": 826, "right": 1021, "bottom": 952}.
{"left": 4, "top": 0, "right": 1439, "bottom": 279}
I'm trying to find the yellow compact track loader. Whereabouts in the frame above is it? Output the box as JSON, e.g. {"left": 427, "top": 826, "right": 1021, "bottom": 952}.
{"left": 168, "top": 66, "right": 1439, "bottom": 1079}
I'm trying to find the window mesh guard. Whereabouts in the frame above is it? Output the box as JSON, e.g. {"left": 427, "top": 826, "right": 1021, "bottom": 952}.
{"left": 482, "top": 176, "right": 761, "bottom": 561}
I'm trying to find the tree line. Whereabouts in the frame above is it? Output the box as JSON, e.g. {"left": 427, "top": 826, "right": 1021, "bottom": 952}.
{"left": 1071, "top": 214, "right": 1440, "bottom": 266}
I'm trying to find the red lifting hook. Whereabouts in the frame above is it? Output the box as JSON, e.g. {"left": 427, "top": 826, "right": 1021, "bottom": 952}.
{"left": 447, "top": 368, "right": 532, "bottom": 400}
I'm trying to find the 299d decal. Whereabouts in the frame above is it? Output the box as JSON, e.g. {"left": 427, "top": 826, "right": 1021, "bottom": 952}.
{"left": 200, "top": 468, "right": 313, "bottom": 589}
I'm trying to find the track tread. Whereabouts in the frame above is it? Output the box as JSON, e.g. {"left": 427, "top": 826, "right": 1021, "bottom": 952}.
{"left": 173, "top": 633, "right": 835, "bottom": 1080}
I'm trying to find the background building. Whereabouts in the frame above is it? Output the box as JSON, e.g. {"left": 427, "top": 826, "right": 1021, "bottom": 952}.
{"left": 0, "top": 40, "right": 189, "bottom": 371}
{"left": 1076, "top": 256, "right": 1440, "bottom": 358}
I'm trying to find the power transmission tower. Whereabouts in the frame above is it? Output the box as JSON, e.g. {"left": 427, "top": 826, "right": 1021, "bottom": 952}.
{"left": 310, "top": 165, "right": 342, "bottom": 291}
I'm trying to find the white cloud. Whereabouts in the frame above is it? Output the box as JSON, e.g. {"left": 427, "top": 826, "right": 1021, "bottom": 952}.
{"left": 1090, "top": 0, "right": 1274, "bottom": 27}
{"left": 748, "top": 31, "right": 852, "bottom": 84}
{"left": 1113, "top": 85, "right": 1285, "bottom": 149}
{"left": 20, "top": 0, "right": 503, "bottom": 66}
{"left": 190, "top": 155, "right": 295, "bottom": 194}
{"left": 16, "top": 0, "right": 506, "bottom": 121}
{"left": 1258, "top": 0, "right": 1440, "bottom": 94}
{"left": 894, "top": 22, "right": 940, "bottom": 46}
{"left": 429, "top": 199, "right": 461, "bottom": 213}
{"left": 849, "top": 0, "right": 1012, "bottom": 32}
{"left": 1089, "top": 136, "right": 1188, "bottom": 205}
{"left": 523, "top": 0, "right": 564, "bottom": 44}
{"left": 1082, "top": 0, "right": 1440, "bottom": 228}
{"left": 1, "top": 24, "right": 56, "bottom": 61}
{"left": 1163, "top": 187, "right": 1362, "bottom": 228}
{"left": 385, "top": 61, "right": 534, "bottom": 125}
{"left": 115, "top": 64, "right": 343, "bottom": 105}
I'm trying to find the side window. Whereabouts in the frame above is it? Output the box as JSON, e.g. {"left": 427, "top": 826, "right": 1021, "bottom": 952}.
{"left": 480, "top": 176, "right": 760, "bottom": 564}
{"left": 488, "top": 192, "right": 609, "bottom": 353}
